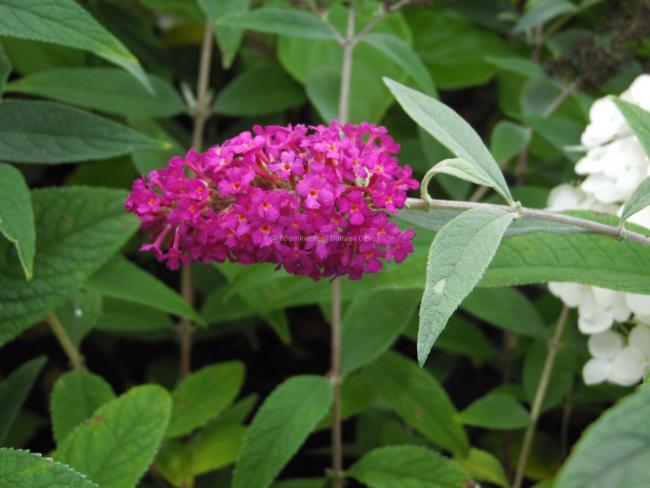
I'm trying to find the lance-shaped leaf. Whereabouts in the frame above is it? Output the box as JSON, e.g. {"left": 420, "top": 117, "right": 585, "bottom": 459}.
{"left": 50, "top": 370, "right": 116, "bottom": 445}
{"left": 348, "top": 446, "right": 469, "bottom": 488}
{"left": 620, "top": 176, "right": 650, "bottom": 224}
{"left": 213, "top": 65, "right": 305, "bottom": 116}
{"left": 364, "top": 352, "right": 469, "bottom": 455}
{"left": 613, "top": 97, "right": 650, "bottom": 156}
{"left": 385, "top": 77, "right": 513, "bottom": 203}
{"left": 0, "top": 448, "right": 99, "bottom": 488}
{"left": 86, "top": 256, "right": 204, "bottom": 325}
{"left": 215, "top": 7, "right": 338, "bottom": 40}
{"left": 0, "top": 0, "right": 151, "bottom": 91}
{"left": 54, "top": 385, "right": 172, "bottom": 488}
{"left": 458, "top": 392, "right": 531, "bottom": 430}
{"left": 425, "top": 157, "right": 500, "bottom": 190}
{"left": 0, "top": 100, "right": 164, "bottom": 164}
{"left": 6, "top": 68, "right": 185, "bottom": 117}
{"left": 198, "top": 0, "right": 249, "bottom": 68}
{"left": 167, "top": 361, "right": 245, "bottom": 438}
{"left": 0, "top": 187, "right": 138, "bottom": 347}
{"left": 361, "top": 33, "right": 436, "bottom": 95}
{"left": 490, "top": 120, "right": 530, "bottom": 162}
{"left": 341, "top": 289, "right": 420, "bottom": 376}
{"left": 0, "top": 43, "right": 10, "bottom": 96}
{"left": 555, "top": 383, "right": 650, "bottom": 487}
{"left": 418, "top": 207, "right": 514, "bottom": 365}
{"left": 233, "top": 376, "right": 332, "bottom": 488}
{"left": 0, "top": 162, "right": 35, "bottom": 279}
{"left": 0, "top": 357, "right": 46, "bottom": 445}
{"left": 513, "top": 0, "right": 576, "bottom": 34}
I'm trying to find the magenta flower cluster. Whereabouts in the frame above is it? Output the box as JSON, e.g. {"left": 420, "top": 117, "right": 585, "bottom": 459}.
{"left": 125, "top": 122, "right": 418, "bottom": 280}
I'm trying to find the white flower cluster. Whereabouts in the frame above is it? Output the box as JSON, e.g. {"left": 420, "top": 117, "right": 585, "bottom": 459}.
{"left": 546, "top": 74, "right": 650, "bottom": 386}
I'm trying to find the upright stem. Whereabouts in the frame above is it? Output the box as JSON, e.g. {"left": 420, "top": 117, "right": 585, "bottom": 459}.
{"left": 179, "top": 23, "right": 214, "bottom": 380}
{"left": 46, "top": 312, "right": 84, "bottom": 370}
{"left": 513, "top": 305, "right": 570, "bottom": 488}
{"left": 330, "top": 7, "right": 356, "bottom": 487}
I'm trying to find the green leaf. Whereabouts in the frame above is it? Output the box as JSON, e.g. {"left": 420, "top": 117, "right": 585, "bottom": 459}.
{"left": 213, "top": 65, "right": 305, "bottom": 116}
{"left": 435, "top": 317, "right": 499, "bottom": 360}
{"left": 458, "top": 392, "right": 531, "bottom": 429}
{"left": 418, "top": 208, "right": 514, "bottom": 366}
{"left": 490, "top": 120, "right": 530, "bottom": 162}
{"left": 461, "top": 287, "right": 546, "bottom": 337}
{"left": 198, "top": 0, "right": 249, "bottom": 68}
{"left": 0, "top": 162, "right": 35, "bottom": 279}
{"left": 482, "top": 212, "right": 650, "bottom": 293}
{"left": 485, "top": 55, "right": 546, "bottom": 78}
{"left": 407, "top": 8, "right": 511, "bottom": 89}
{"left": 279, "top": 4, "right": 410, "bottom": 124}
{"left": 54, "top": 385, "right": 172, "bottom": 488}
{"left": 425, "top": 157, "right": 501, "bottom": 191}
{"left": 215, "top": 7, "right": 338, "bottom": 40}
{"left": 0, "top": 448, "right": 99, "bottom": 488}
{"left": 341, "top": 289, "right": 420, "bottom": 376}
{"left": 621, "top": 176, "right": 650, "bottom": 223}
{"left": 0, "top": 187, "right": 138, "bottom": 347}
{"left": 0, "top": 43, "right": 10, "bottom": 96}
{"left": 361, "top": 33, "right": 436, "bottom": 95}
{"left": 613, "top": 97, "right": 650, "bottom": 158}
{"left": 167, "top": 361, "right": 245, "bottom": 438}
{"left": 271, "top": 480, "right": 326, "bottom": 488}
{"left": 0, "top": 0, "right": 151, "bottom": 91}
{"left": 555, "top": 383, "right": 650, "bottom": 487}
{"left": 393, "top": 211, "right": 650, "bottom": 295}
{"left": 0, "top": 100, "right": 164, "bottom": 164}
{"left": 0, "top": 357, "right": 46, "bottom": 445}
{"left": 156, "top": 423, "right": 245, "bottom": 487}
{"left": 128, "top": 117, "right": 183, "bottom": 174}
{"left": 51, "top": 369, "right": 116, "bottom": 445}
{"left": 385, "top": 78, "right": 513, "bottom": 203}
{"left": 348, "top": 445, "right": 469, "bottom": 488}
{"left": 233, "top": 376, "right": 333, "bottom": 488}
{"left": 455, "top": 448, "right": 508, "bottom": 488}
{"left": 305, "top": 68, "right": 339, "bottom": 122}
{"left": 86, "top": 256, "right": 204, "bottom": 325}
{"left": 6, "top": 68, "right": 185, "bottom": 117}
{"left": 513, "top": 0, "right": 576, "bottom": 34}
{"left": 96, "top": 298, "right": 174, "bottom": 333}
{"left": 54, "top": 290, "right": 103, "bottom": 347}
{"left": 363, "top": 352, "right": 469, "bottom": 455}
{"left": 316, "top": 372, "right": 376, "bottom": 430}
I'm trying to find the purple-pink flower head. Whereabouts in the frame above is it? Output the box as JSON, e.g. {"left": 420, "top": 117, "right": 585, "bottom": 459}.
{"left": 125, "top": 122, "right": 419, "bottom": 280}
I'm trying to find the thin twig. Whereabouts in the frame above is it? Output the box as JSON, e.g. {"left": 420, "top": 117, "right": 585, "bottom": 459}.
{"left": 179, "top": 23, "right": 214, "bottom": 380}
{"left": 513, "top": 80, "right": 579, "bottom": 185}
{"left": 330, "top": 7, "right": 356, "bottom": 488}
{"left": 405, "top": 197, "right": 650, "bottom": 247}
{"left": 46, "top": 312, "right": 84, "bottom": 370}
{"left": 513, "top": 305, "right": 570, "bottom": 488}
{"left": 352, "top": 0, "right": 411, "bottom": 42}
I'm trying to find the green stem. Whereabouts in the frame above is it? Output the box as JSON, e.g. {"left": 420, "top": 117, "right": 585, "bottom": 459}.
{"left": 513, "top": 305, "right": 570, "bottom": 488}
{"left": 179, "top": 22, "right": 214, "bottom": 380}
{"left": 46, "top": 312, "right": 84, "bottom": 370}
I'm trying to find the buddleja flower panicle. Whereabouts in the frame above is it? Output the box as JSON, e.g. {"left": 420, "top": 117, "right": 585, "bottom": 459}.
{"left": 125, "top": 122, "right": 418, "bottom": 280}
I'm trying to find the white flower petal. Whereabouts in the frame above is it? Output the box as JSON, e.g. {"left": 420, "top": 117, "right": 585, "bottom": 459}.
{"left": 627, "top": 205, "right": 650, "bottom": 230}
{"left": 588, "top": 330, "right": 624, "bottom": 359}
{"left": 582, "top": 358, "right": 610, "bottom": 385}
{"left": 629, "top": 324, "right": 650, "bottom": 359}
{"left": 548, "top": 282, "right": 584, "bottom": 308}
{"left": 625, "top": 293, "right": 650, "bottom": 316}
{"left": 608, "top": 346, "right": 647, "bottom": 386}
{"left": 621, "top": 74, "right": 650, "bottom": 111}
{"left": 579, "top": 312, "right": 614, "bottom": 334}
{"left": 547, "top": 184, "right": 581, "bottom": 211}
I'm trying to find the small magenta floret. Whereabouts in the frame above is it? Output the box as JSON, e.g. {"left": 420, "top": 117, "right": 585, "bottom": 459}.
{"left": 125, "top": 122, "right": 418, "bottom": 280}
